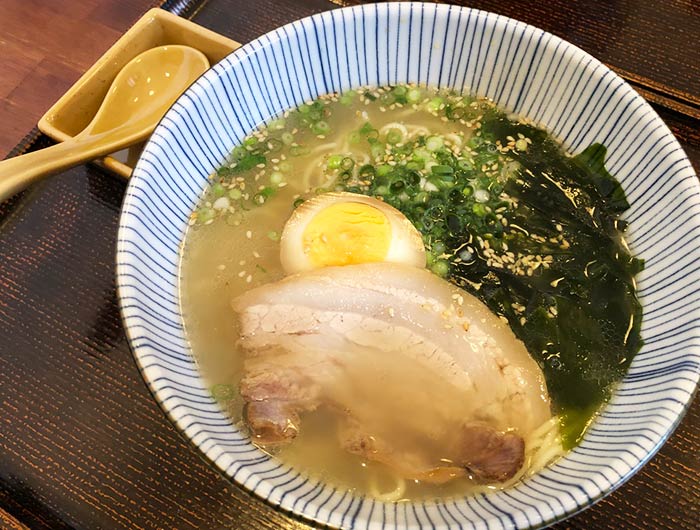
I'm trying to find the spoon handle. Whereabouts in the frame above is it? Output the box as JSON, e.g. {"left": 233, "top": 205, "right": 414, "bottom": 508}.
{"left": 0, "top": 134, "right": 132, "bottom": 202}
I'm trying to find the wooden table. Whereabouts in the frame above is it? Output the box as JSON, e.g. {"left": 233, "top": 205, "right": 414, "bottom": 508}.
{"left": 1, "top": 1, "right": 698, "bottom": 529}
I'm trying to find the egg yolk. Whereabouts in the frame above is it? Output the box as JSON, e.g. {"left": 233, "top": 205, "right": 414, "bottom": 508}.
{"left": 302, "top": 202, "right": 392, "bottom": 267}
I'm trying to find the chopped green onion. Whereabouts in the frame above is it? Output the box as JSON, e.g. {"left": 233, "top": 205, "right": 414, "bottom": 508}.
{"left": 431, "top": 165, "right": 454, "bottom": 177}
{"left": 425, "top": 204, "right": 445, "bottom": 220}
{"left": 370, "top": 143, "right": 384, "bottom": 159}
{"left": 337, "top": 170, "right": 353, "bottom": 182}
{"left": 386, "top": 128, "right": 403, "bottom": 145}
{"left": 267, "top": 231, "right": 280, "bottom": 241}
{"left": 376, "top": 164, "right": 392, "bottom": 177}
{"left": 327, "top": 154, "right": 343, "bottom": 170}
{"left": 472, "top": 203, "right": 488, "bottom": 217}
{"left": 223, "top": 153, "right": 266, "bottom": 175}
{"left": 412, "top": 148, "right": 431, "bottom": 162}
{"left": 230, "top": 145, "right": 247, "bottom": 161}
{"left": 426, "top": 176, "right": 448, "bottom": 191}
{"left": 267, "top": 138, "right": 283, "bottom": 152}
{"left": 358, "top": 164, "right": 376, "bottom": 178}
{"left": 281, "top": 132, "right": 295, "bottom": 145}
{"left": 359, "top": 122, "right": 375, "bottom": 135}
{"left": 431, "top": 259, "right": 449, "bottom": 277}
{"left": 253, "top": 187, "right": 274, "bottom": 205}
{"left": 363, "top": 90, "right": 378, "bottom": 101}
{"left": 426, "top": 136, "right": 444, "bottom": 151}
{"left": 379, "top": 92, "right": 394, "bottom": 105}
{"left": 467, "top": 136, "right": 484, "bottom": 149}
{"left": 406, "top": 88, "right": 422, "bottom": 104}
{"left": 414, "top": 191, "right": 429, "bottom": 204}
{"left": 445, "top": 106, "right": 467, "bottom": 120}
{"left": 432, "top": 241, "right": 446, "bottom": 255}
{"left": 457, "top": 159, "right": 474, "bottom": 172}
{"left": 228, "top": 189, "right": 242, "bottom": 200}
{"left": 312, "top": 121, "right": 330, "bottom": 135}
{"left": 446, "top": 213, "right": 462, "bottom": 234}
{"left": 360, "top": 122, "right": 379, "bottom": 140}
{"left": 449, "top": 188, "right": 465, "bottom": 204}
{"left": 293, "top": 197, "right": 305, "bottom": 208}
{"left": 340, "top": 90, "right": 356, "bottom": 105}
{"left": 211, "top": 183, "right": 226, "bottom": 197}
{"left": 427, "top": 97, "right": 444, "bottom": 113}
{"left": 198, "top": 208, "right": 214, "bottom": 224}
{"left": 270, "top": 172, "right": 284, "bottom": 185}
{"left": 390, "top": 180, "right": 405, "bottom": 192}
{"left": 341, "top": 157, "right": 355, "bottom": 170}
{"left": 290, "top": 145, "right": 310, "bottom": 157}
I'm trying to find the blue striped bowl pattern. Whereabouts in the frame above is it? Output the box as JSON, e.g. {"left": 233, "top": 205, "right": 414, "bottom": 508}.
{"left": 116, "top": 3, "right": 700, "bottom": 529}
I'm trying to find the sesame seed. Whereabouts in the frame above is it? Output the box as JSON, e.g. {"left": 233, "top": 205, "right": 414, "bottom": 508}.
{"left": 246, "top": 230, "right": 252, "bottom": 239}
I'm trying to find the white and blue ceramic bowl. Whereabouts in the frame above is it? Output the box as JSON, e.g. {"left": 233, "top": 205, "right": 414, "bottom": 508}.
{"left": 116, "top": 3, "right": 700, "bottom": 528}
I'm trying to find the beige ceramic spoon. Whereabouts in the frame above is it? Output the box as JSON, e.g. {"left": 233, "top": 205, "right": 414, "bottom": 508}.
{"left": 0, "top": 45, "right": 210, "bottom": 201}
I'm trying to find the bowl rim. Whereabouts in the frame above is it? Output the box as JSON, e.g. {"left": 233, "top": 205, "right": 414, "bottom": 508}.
{"left": 116, "top": 2, "right": 700, "bottom": 529}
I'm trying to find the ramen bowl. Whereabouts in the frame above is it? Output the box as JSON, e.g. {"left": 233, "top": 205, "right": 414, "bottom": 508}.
{"left": 116, "top": 2, "right": 700, "bottom": 528}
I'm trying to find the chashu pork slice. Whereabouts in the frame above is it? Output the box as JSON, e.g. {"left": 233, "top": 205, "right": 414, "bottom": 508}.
{"left": 232, "top": 262, "right": 552, "bottom": 483}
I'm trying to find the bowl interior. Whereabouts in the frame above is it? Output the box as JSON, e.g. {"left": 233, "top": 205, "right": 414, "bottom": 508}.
{"left": 117, "top": 3, "right": 700, "bottom": 529}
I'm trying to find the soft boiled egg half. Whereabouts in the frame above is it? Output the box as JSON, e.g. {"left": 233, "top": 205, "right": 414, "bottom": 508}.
{"left": 280, "top": 192, "right": 426, "bottom": 274}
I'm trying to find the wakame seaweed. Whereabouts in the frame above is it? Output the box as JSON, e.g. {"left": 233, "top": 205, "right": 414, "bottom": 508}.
{"left": 458, "top": 116, "right": 644, "bottom": 447}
